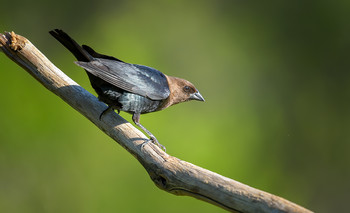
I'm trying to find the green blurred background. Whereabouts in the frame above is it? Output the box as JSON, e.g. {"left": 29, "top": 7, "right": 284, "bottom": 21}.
{"left": 1, "top": 0, "right": 349, "bottom": 212}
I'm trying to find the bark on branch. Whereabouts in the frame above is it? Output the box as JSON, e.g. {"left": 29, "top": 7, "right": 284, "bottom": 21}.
{"left": 0, "top": 31, "right": 312, "bottom": 213}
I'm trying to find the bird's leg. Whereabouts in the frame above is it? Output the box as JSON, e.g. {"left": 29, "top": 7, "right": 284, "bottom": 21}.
{"left": 132, "top": 113, "right": 166, "bottom": 152}
{"left": 99, "top": 106, "right": 113, "bottom": 120}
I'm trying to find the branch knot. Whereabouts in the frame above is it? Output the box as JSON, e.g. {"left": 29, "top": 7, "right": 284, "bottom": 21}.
{"left": 9, "top": 31, "right": 27, "bottom": 51}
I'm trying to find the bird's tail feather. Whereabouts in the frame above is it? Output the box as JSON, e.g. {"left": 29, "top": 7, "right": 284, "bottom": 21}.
{"left": 49, "top": 29, "right": 93, "bottom": 62}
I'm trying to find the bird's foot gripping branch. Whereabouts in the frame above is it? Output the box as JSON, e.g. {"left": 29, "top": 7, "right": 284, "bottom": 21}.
{"left": 0, "top": 31, "right": 313, "bottom": 213}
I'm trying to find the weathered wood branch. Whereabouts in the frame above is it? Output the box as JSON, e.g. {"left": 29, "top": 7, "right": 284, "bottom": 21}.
{"left": 0, "top": 31, "right": 313, "bottom": 213}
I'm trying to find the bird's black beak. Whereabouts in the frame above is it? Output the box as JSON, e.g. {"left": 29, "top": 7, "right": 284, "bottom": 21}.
{"left": 190, "top": 91, "right": 205, "bottom": 102}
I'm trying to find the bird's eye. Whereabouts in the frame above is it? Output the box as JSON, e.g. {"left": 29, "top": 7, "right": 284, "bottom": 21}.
{"left": 183, "top": 86, "right": 191, "bottom": 93}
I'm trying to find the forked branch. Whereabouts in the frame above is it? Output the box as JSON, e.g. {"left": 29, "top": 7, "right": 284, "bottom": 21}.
{"left": 0, "top": 32, "right": 312, "bottom": 213}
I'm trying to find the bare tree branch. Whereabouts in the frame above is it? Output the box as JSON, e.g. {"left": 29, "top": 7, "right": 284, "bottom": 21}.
{"left": 0, "top": 31, "right": 313, "bottom": 213}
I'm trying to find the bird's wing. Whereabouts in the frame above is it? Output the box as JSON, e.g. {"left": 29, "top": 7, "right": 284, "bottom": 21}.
{"left": 75, "top": 59, "right": 170, "bottom": 100}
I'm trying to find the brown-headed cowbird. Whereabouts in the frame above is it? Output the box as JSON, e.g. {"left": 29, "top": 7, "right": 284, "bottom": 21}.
{"left": 49, "top": 29, "right": 204, "bottom": 150}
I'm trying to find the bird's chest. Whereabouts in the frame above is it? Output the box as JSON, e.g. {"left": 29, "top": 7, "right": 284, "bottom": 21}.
{"left": 118, "top": 92, "right": 162, "bottom": 114}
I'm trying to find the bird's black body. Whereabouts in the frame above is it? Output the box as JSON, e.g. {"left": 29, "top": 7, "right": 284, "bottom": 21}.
{"left": 76, "top": 60, "right": 170, "bottom": 114}
{"left": 49, "top": 29, "right": 204, "bottom": 150}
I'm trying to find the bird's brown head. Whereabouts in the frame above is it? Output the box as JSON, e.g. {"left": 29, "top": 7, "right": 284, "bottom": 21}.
{"left": 161, "top": 76, "right": 204, "bottom": 109}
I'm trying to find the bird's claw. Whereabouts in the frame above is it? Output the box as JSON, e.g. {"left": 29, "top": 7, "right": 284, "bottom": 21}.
{"left": 99, "top": 106, "right": 111, "bottom": 120}
{"left": 99, "top": 107, "right": 119, "bottom": 120}
{"left": 150, "top": 136, "right": 166, "bottom": 152}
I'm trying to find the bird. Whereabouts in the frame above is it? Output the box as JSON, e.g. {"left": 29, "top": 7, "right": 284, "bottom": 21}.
{"left": 49, "top": 29, "right": 204, "bottom": 151}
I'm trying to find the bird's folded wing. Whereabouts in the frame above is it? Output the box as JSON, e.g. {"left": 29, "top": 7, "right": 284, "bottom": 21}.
{"left": 75, "top": 59, "right": 170, "bottom": 100}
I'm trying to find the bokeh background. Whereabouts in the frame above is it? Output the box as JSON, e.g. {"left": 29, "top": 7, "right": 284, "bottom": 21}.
{"left": 1, "top": 0, "right": 349, "bottom": 212}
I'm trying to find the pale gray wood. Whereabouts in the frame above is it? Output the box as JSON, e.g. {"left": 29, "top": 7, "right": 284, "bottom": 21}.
{"left": 0, "top": 32, "right": 313, "bottom": 213}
